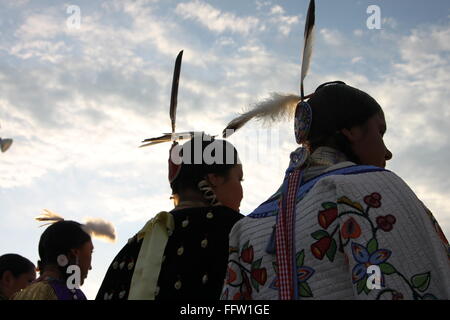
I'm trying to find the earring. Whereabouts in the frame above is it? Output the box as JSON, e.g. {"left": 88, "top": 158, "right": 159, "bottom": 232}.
{"left": 198, "top": 180, "right": 219, "bottom": 206}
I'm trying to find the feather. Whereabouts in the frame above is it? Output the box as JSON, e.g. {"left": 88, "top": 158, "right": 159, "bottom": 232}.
{"left": 139, "top": 131, "right": 201, "bottom": 148}
{"left": 170, "top": 50, "right": 183, "bottom": 134}
{"left": 222, "top": 93, "right": 300, "bottom": 138}
{"left": 300, "top": 0, "right": 315, "bottom": 99}
{"left": 0, "top": 138, "right": 13, "bottom": 153}
{"left": 83, "top": 218, "right": 116, "bottom": 243}
{"left": 139, "top": 140, "right": 170, "bottom": 148}
{"left": 141, "top": 133, "right": 173, "bottom": 144}
{"left": 35, "top": 209, "right": 64, "bottom": 227}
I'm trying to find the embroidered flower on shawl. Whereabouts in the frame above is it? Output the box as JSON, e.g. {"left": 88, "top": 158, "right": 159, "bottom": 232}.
{"left": 241, "top": 245, "right": 254, "bottom": 264}
{"left": 311, "top": 237, "right": 332, "bottom": 260}
{"left": 351, "top": 242, "right": 391, "bottom": 284}
{"left": 341, "top": 218, "right": 362, "bottom": 239}
{"left": 364, "top": 193, "right": 382, "bottom": 208}
{"left": 297, "top": 267, "right": 315, "bottom": 282}
{"left": 376, "top": 215, "right": 396, "bottom": 232}
{"left": 251, "top": 268, "right": 267, "bottom": 285}
{"left": 318, "top": 206, "right": 338, "bottom": 229}
{"left": 269, "top": 250, "right": 315, "bottom": 298}
{"left": 392, "top": 291, "right": 404, "bottom": 300}
{"left": 226, "top": 266, "right": 237, "bottom": 284}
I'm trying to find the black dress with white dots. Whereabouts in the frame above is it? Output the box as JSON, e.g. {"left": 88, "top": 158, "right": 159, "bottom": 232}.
{"left": 96, "top": 205, "right": 243, "bottom": 300}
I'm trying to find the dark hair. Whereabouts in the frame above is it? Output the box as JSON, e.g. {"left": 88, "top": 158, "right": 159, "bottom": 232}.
{"left": 170, "top": 135, "right": 240, "bottom": 194}
{"left": 306, "top": 82, "right": 383, "bottom": 162}
{"left": 0, "top": 254, "right": 35, "bottom": 278}
{"left": 38, "top": 220, "right": 91, "bottom": 276}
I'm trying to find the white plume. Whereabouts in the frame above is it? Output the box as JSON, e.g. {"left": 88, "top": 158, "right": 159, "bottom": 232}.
{"left": 83, "top": 218, "right": 116, "bottom": 243}
{"left": 222, "top": 93, "right": 300, "bottom": 138}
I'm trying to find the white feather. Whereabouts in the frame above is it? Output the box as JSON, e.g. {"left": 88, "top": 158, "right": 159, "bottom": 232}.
{"left": 35, "top": 209, "right": 64, "bottom": 227}
{"left": 0, "top": 138, "right": 13, "bottom": 153}
{"left": 83, "top": 218, "right": 116, "bottom": 243}
{"left": 223, "top": 93, "right": 300, "bottom": 137}
{"left": 300, "top": 25, "right": 315, "bottom": 84}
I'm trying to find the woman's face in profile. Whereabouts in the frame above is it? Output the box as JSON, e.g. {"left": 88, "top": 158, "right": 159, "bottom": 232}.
{"left": 346, "top": 112, "right": 393, "bottom": 168}
{"left": 209, "top": 164, "right": 244, "bottom": 212}
{"left": 73, "top": 240, "right": 93, "bottom": 286}
{"left": 7, "top": 269, "right": 36, "bottom": 298}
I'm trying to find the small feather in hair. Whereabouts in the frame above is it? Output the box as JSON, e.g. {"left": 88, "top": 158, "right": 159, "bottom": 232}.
{"left": 83, "top": 218, "right": 116, "bottom": 243}
{"left": 35, "top": 209, "right": 64, "bottom": 227}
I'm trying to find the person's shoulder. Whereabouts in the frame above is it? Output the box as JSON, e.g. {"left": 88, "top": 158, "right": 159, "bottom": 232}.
{"left": 11, "top": 280, "right": 57, "bottom": 300}
{"left": 213, "top": 205, "right": 245, "bottom": 219}
{"left": 321, "top": 164, "right": 405, "bottom": 187}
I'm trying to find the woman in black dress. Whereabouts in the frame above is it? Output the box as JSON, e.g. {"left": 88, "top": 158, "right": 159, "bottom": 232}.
{"left": 96, "top": 135, "right": 244, "bottom": 300}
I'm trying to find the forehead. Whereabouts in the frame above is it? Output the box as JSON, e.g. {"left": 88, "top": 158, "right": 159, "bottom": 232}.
{"left": 81, "top": 240, "right": 94, "bottom": 251}
{"left": 372, "top": 112, "right": 387, "bottom": 127}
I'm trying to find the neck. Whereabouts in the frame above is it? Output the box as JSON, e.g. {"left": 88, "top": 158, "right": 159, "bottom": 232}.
{"left": 39, "top": 265, "right": 63, "bottom": 281}
{"left": 173, "top": 189, "right": 209, "bottom": 211}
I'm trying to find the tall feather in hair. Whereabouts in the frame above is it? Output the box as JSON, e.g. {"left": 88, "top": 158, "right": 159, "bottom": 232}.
{"left": 140, "top": 50, "right": 186, "bottom": 148}
{"left": 300, "top": 0, "right": 315, "bottom": 100}
{"left": 222, "top": 0, "right": 315, "bottom": 138}
{"left": 170, "top": 50, "right": 183, "bottom": 135}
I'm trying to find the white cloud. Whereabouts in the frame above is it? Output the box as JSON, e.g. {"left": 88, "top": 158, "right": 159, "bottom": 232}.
{"left": 15, "top": 12, "right": 63, "bottom": 39}
{"left": 10, "top": 40, "right": 71, "bottom": 62}
{"left": 382, "top": 17, "right": 398, "bottom": 29}
{"left": 175, "top": 0, "right": 259, "bottom": 35}
{"left": 320, "top": 28, "right": 344, "bottom": 47}
{"left": 216, "top": 37, "right": 235, "bottom": 47}
{"left": 353, "top": 29, "right": 364, "bottom": 37}
{"left": 256, "top": 1, "right": 271, "bottom": 11}
{"left": 270, "top": 5, "right": 285, "bottom": 15}
{"left": 268, "top": 4, "right": 299, "bottom": 36}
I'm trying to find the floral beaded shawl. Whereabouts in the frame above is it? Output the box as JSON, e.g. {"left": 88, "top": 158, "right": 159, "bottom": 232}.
{"left": 221, "top": 147, "right": 450, "bottom": 300}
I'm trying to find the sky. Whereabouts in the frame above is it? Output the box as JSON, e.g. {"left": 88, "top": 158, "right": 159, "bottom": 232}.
{"left": 0, "top": 0, "right": 449, "bottom": 299}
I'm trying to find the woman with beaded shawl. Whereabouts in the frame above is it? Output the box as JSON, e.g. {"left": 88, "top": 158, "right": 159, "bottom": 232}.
{"left": 220, "top": 1, "right": 450, "bottom": 300}
{"left": 96, "top": 51, "right": 244, "bottom": 300}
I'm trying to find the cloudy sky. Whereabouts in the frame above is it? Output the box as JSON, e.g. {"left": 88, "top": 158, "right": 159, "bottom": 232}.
{"left": 0, "top": 0, "right": 449, "bottom": 299}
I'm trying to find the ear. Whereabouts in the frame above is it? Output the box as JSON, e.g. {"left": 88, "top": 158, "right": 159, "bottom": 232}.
{"left": 69, "top": 248, "right": 80, "bottom": 260}
{"left": 1, "top": 270, "right": 14, "bottom": 287}
{"left": 205, "top": 173, "right": 225, "bottom": 188}
{"left": 340, "top": 127, "right": 363, "bottom": 143}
